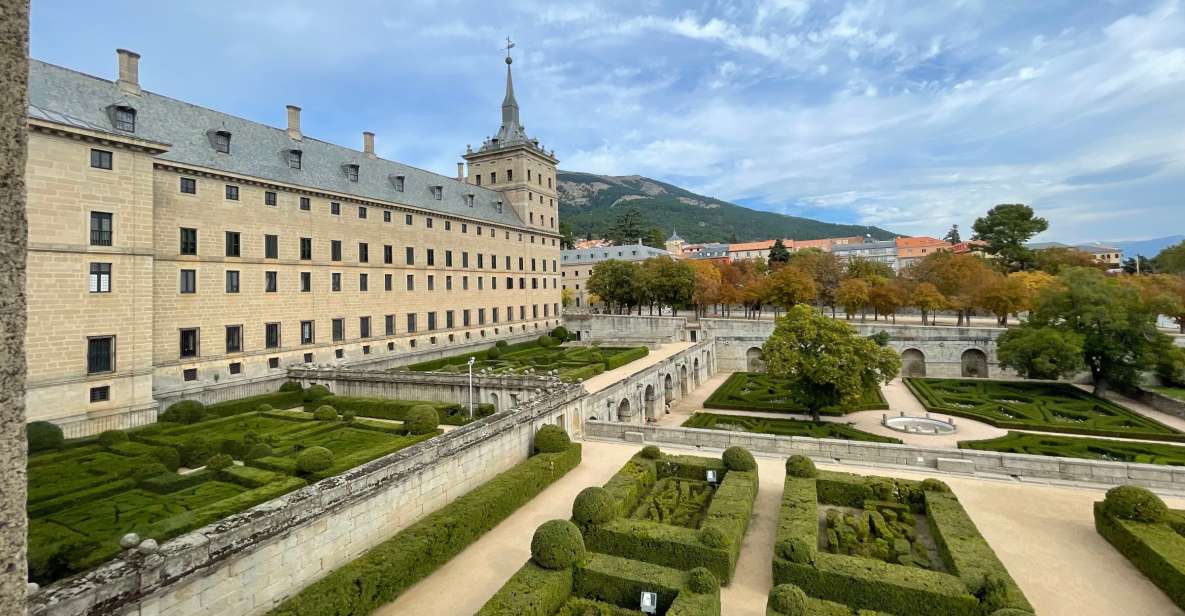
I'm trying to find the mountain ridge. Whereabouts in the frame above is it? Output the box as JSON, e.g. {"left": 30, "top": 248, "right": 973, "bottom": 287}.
{"left": 557, "top": 170, "right": 898, "bottom": 244}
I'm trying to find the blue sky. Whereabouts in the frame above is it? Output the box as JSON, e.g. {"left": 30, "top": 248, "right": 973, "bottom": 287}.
{"left": 30, "top": 0, "right": 1185, "bottom": 242}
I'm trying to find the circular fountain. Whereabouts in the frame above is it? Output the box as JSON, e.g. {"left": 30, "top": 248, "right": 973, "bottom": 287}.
{"left": 882, "top": 413, "right": 957, "bottom": 435}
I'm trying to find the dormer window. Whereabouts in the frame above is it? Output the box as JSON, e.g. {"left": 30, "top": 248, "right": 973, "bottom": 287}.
{"left": 465, "top": 194, "right": 475, "bottom": 207}
{"left": 431, "top": 186, "right": 443, "bottom": 200}
{"left": 390, "top": 174, "right": 405, "bottom": 192}
{"left": 211, "top": 130, "right": 231, "bottom": 154}
{"left": 495, "top": 201, "right": 504, "bottom": 213}
{"left": 113, "top": 106, "right": 136, "bottom": 132}
{"left": 287, "top": 149, "right": 302, "bottom": 169}
{"left": 344, "top": 164, "right": 359, "bottom": 182}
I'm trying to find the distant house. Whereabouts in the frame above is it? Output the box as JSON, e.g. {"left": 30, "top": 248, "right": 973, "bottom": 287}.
{"left": 895, "top": 236, "right": 952, "bottom": 269}
{"left": 833, "top": 239, "right": 899, "bottom": 271}
{"left": 1026, "top": 241, "right": 1124, "bottom": 268}
{"left": 561, "top": 241, "right": 673, "bottom": 307}
{"left": 685, "top": 242, "right": 731, "bottom": 263}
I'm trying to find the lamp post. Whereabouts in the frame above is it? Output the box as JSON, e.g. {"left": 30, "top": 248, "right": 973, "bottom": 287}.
{"left": 467, "top": 356, "right": 476, "bottom": 420}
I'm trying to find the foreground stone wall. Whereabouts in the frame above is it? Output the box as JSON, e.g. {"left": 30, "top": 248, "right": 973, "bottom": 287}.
{"left": 28, "top": 380, "right": 584, "bottom": 616}
{"left": 563, "top": 313, "right": 688, "bottom": 344}
{"left": 586, "top": 421, "right": 1185, "bottom": 493}
{"left": 575, "top": 341, "right": 715, "bottom": 427}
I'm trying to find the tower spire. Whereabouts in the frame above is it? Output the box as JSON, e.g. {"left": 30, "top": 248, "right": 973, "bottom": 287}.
{"left": 502, "top": 36, "right": 519, "bottom": 129}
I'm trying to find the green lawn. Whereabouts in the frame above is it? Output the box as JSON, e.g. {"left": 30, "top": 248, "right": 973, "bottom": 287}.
{"left": 960, "top": 431, "right": 1185, "bottom": 466}
{"left": 404, "top": 339, "right": 648, "bottom": 381}
{"left": 703, "top": 371, "right": 888, "bottom": 416}
{"left": 681, "top": 412, "right": 902, "bottom": 443}
{"left": 905, "top": 377, "right": 1183, "bottom": 441}
{"left": 1152, "top": 387, "right": 1185, "bottom": 403}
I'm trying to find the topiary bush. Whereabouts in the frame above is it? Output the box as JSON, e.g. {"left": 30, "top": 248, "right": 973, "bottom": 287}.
{"left": 179, "top": 436, "right": 214, "bottom": 468}
{"left": 486, "top": 346, "right": 502, "bottom": 360}
{"left": 572, "top": 487, "right": 617, "bottom": 526}
{"left": 296, "top": 446, "right": 334, "bottom": 474}
{"left": 220, "top": 438, "right": 247, "bottom": 459}
{"left": 700, "top": 526, "right": 727, "bottom": 549}
{"left": 160, "top": 400, "right": 206, "bottom": 424}
{"left": 97, "top": 430, "right": 128, "bottom": 448}
{"left": 537, "top": 335, "right": 559, "bottom": 348}
{"left": 777, "top": 538, "right": 813, "bottom": 565}
{"left": 404, "top": 405, "right": 440, "bottom": 435}
{"left": 785, "top": 455, "right": 817, "bottom": 478}
{"left": 279, "top": 381, "right": 303, "bottom": 392}
{"left": 27, "top": 421, "right": 65, "bottom": 453}
{"left": 245, "top": 442, "right": 273, "bottom": 460}
{"left": 313, "top": 405, "right": 338, "bottom": 421}
{"left": 495, "top": 340, "right": 509, "bottom": 349}
{"left": 131, "top": 460, "right": 170, "bottom": 481}
{"left": 551, "top": 326, "right": 570, "bottom": 342}
{"left": 257, "top": 403, "right": 274, "bottom": 412}
{"left": 687, "top": 567, "right": 719, "bottom": 594}
{"left": 342, "top": 410, "right": 355, "bottom": 423}
{"left": 723, "top": 446, "right": 757, "bottom": 471}
{"left": 533, "top": 424, "right": 571, "bottom": 454}
{"left": 303, "top": 384, "right": 332, "bottom": 402}
{"left": 768, "top": 583, "right": 808, "bottom": 616}
{"left": 530, "top": 519, "right": 585, "bottom": 570}
{"left": 207, "top": 453, "right": 234, "bottom": 470}
{"left": 1103, "top": 485, "right": 1168, "bottom": 523}
{"left": 922, "top": 478, "right": 952, "bottom": 493}
{"left": 641, "top": 445, "right": 662, "bottom": 459}
{"left": 154, "top": 446, "right": 180, "bottom": 471}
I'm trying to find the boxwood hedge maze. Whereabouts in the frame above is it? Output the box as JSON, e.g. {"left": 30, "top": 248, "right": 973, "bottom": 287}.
{"left": 404, "top": 336, "right": 649, "bottom": 381}
{"left": 961, "top": 431, "right": 1185, "bottom": 466}
{"left": 682, "top": 412, "right": 902, "bottom": 444}
{"left": 26, "top": 383, "right": 444, "bottom": 585}
{"left": 905, "top": 377, "right": 1182, "bottom": 441}
{"left": 704, "top": 372, "right": 888, "bottom": 416}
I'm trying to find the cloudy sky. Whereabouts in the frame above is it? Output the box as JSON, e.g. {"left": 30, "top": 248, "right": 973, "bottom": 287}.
{"left": 30, "top": 0, "right": 1185, "bottom": 242}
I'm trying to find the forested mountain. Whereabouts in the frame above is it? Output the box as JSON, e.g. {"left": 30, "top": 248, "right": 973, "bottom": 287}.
{"left": 557, "top": 171, "right": 897, "bottom": 244}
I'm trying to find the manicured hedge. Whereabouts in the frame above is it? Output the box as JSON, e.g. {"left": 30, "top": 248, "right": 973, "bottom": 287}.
{"left": 604, "top": 346, "right": 649, "bottom": 371}
{"left": 960, "top": 431, "right": 1185, "bottom": 466}
{"left": 682, "top": 412, "right": 902, "bottom": 444}
{"left": 926, "top": 491, "right": 1032, "bottom": 612}
{"left": 268, "top": 442, "right": 582, "bottom": 616}
{"left": 404, "top": 339, "right": 541, "bottom": 371}
{"left": 705, "top": 372, "right": 888, "bottom": 416}
{"left": 317, "top": 395, "right": 494, "bottom": 426}
{"left": 1095, "top": 501, "right": 1185, "bottom": 609}
{"left": 205, "top": 389, "right": 305, "bottom": 418}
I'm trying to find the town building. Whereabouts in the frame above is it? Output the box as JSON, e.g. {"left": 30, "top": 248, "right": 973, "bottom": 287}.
{"left": 832, "top": 239, "right": 899, "bottom": 270}
{"left": 684, "top": 242, "right": 731, "bottom": 263}
{"left": 664, "top": 229, "right": 686, "bottom": 256}
{"left": 727, "top": 239, "right": 777, "bottom": 261}
{"left": 1027, "top": 241, "right": 1124, "bottom": 268}
{"left": 895, "top": 236, "right": 952, "bottom": 269}
{"left": 560, "top": 241, "right": 672, "bottom": 307}
{"left": 25, "top": 48, "right": 562, "bottom": 436}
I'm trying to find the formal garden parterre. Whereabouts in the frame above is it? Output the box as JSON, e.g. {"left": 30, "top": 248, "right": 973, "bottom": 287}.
{"left": 682, "top": 412, "right": 901, "bottom": 444}
{"left": 1094, "top": 485, "right": 1185, "bottom": 611}
{"left": 961, "top": 431, "right": 1185, "bottom": 466}
{"left": 705, "top": 372, "right": 888, "bottom": 416}
{"left": 905, "top": 377, "right": 1183, "bottom": 441}
{"left": 403, "top": 331, "right": 649, "bottom": 381}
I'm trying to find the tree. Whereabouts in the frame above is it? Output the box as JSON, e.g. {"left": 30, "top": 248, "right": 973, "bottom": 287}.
{"left": 1129, "top": 273, "right": 1185, "bottom": 334}
{"left": 845, "top": 256, "right": 895, "bottom": 281}
{"left": 587, "top": 259, "right": 639, "bottom": 314}
{"left": 763, "top": 305, "right": 901, "bottom": 422}
{"left": 1033, "top": 247, "right": 1101, "bottom": 275}
{"left": 558, "top": 222, "right": 577, "bottom": 250}
{"left": 997, "top": 326, "right": 1084, "bottom": 380}
{"left": 1123, "top": 255, "right": 1155, "bottom": 275}
{"left": 768, "top": 239, "right": 791, "bottom": 267}
{"left": 1155, "top": 241, "right": 1185, "bottom": 274}
{"left": 943, "top": 224, "right": 961, "bottom": 244}
{"left": 836, "top": 278, "right": 870, "bottom": 321}
{"left": 766, "top": 266, "right": 817, "bottom": 310}
{"left": 910, "top": 282, "right": 947, "bottom": 325}
{"left": 907, "top": 251, "right": 994, "bottom": 325}
{"left": 607, "top": 208, "right": 646, "bottom": 245}
{"left": 689, "top": 260, "right": 723, "bottom": 317}
{"left": 975, "top": 272, "right": 1030, "bottom": 326}
{"left": 644, "top": 227, "right": 666, "bottom": 250}
{"left": 639, "top": 256, "right": 695, "bottom": 316}
{"left": 971, "top": 203, "right": 1049, "bottom": 271}
{"left": 560, "top": 287, "right": 574, "bottom": 307}
{"left": 867, "top": 278, "right": 906, "bottom": 323}
{"left": 787, "top": 249, "right": 842, "bottom": 315}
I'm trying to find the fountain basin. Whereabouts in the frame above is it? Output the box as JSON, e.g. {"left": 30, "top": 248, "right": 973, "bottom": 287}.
{"left": 883, "top": 415, "right": 957, "bottom": 435}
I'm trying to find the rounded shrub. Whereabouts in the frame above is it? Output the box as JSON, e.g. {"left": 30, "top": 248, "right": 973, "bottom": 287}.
{"left": 313, "top": 405, "right": 338, "bottom": 421}
{"left": 220, "top": 438, "right": 247, "bottom": 458}
{"left": 245, "top": 442, "right": 273, "bottom": 460}
{"left": 131, "top": 461, "right": 169, "bottom": 481}
{"left": 700, "top": 526, "right": 727, "bottom": 549}
{"left": 530, "top": 519, "right": 585, "bottom": 570}
{"left": 495, "top": 340, "right": 509, "bottom": 349}
{"left": 534, "top": 424, "right": 571, "bottom": 454}
{"left": 161, "top": 400, "right": 206, "bottom": 424}
{"left": 257, "top": 403, "right": 274, "bottom": 412}
{"left": 296, "top": 446, "right": 334, "bottom": 474}
{"left": 27, "top": 421, "right": 65, "bottom": 452}
{"left": 776, "top": 539, "right": 813, "bottom": 565}
{"left": 302, "top": 384, "right": 331, "bottom": 402}
{"left": 1103, "top": 485, "right": 1168, "bottom": 523}
{"left": 98, "top": 430, "right": 129, "bottom": 448}
{"left": 342, "top": 411, "right": 356, "bottom": 423}
{"left": 723, "top": 446, "right": 757, "bottom": 471}
{"left": 922, "top": 478, "right": 952, "bottom": 493}
{"left": 768, "top": 584, "right": 808, "bottom": 616}
{"left": 404, "top": 405, "right": 440, "bottom": 435}
{"left": 551, "top": 326, "right": 570, "bottom": 342}
{"left": 537, "top": 334, "right": 558, "bottom": 348}
{"left": 785, "top": 455, "right": 817, "bottom": 478}
{"left": 641, "top": 445, "right": 662, "bottom": 459}
{"left": 486, "top": 346, "right": 503, "bottom": 360}
{"left": 179, "top": 437, "right": 214, "bottom": 468}
{"left": 279, "top": 381, "right": 303, "bottom": 393}
{"left": 572, "top": 487, "right": 616, "bottom": 526}
{"left": 687, "top": 567, "right": 719, "bottom": 594}
{"left": 154, "top": 446, "right": 180, "bottom": 471}
{"left": 206, "top": 453, "right": 234, "bottom": 470}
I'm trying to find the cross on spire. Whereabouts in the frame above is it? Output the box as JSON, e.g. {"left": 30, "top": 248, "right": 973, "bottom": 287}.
{"left": 505, "top": 36, "right": 515, "bottom": 62}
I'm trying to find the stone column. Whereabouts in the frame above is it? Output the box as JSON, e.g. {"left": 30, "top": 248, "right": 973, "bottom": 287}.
{"left": 0, "top": 0, "right": 29, "bottom": 610}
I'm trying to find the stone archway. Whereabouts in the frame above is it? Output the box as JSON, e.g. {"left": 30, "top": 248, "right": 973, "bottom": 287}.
{"left": 680, "top": 365, "right": 689, "bottom": 396}
{"left": 616, "top": 397, "right": 632, "bottom": 422}
{"left": 644, "top": 384, "right": 658, "bottom": 419}
{"left": 693, "top": 357, "right": 701, "bottom": 388}
{"left": 961, "top": 348, "right": 989, "bottom": 378}
{"left": 746, "top": 347, "right": 765, "bottom": 372}
{"left": 901, "top": 349, "right": 926, "bottom": 378}
{"left": 664, "top": 373, "right": 675, "bottom": 402}
{"left": 488, "top": 391, "right": 500, "bottom": 412}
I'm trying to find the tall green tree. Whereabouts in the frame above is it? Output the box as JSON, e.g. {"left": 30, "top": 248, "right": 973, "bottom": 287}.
{"left": 763, "top": 305, "right": 901, "bottom": 422}
{"left": 997, "top": 327, "right": 1084, "bottom": 380}
{"left": 587, "top": 259, "right": 639, "bottom": 314}
{"left": 558, "top": 222, "right": 577, "bottom": 249}
{"left": 607, "top": 208, "right": 646, "bottom": 246}
{"left": 644, "top": 227, "right": 666, "bottom": 250}
{"left": 1155, "top": 241, "right": 1185, "bottom": 274}
{"left": 943, "top": 224, "right": 961, "bottom": 244}
{"left": 971, "top": 203, "right": 1049, "bottom": 271}
{"left": 639, "top": 257, "right": 695, "bottom": 316}
{"left": 768, "top": 239, "right": 791, "bottom": 266}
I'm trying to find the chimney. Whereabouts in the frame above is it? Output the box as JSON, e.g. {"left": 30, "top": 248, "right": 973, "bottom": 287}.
{"left": 457, "top": 162, "right": 465, "bottom": 181}
{"left": 286, "top": 105, "right": 302, "bottom": 140}
{"left": 116, "top": 49, "right": 141, "bottom": 95}
{"left": 363, "top": 131, "right": 376, "bottom": 159}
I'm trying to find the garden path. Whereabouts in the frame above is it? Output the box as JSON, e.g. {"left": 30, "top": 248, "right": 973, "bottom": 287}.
{"left": 582, "top": 341, "right": 697, "bottom": 394}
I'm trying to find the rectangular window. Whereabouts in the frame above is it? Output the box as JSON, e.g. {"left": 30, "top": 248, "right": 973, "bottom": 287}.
{"left": 346, "top": 165, "right": 359, "bottom": 182}
{"left": 89, "top": 262, "right": 111, "bottom": 293}
{"left": 179, "top": 328, "right": 199, "bottom": 358}
{"left": 300, "top": 237, "right": 312, "bottom": 260}
{"left": 331, "top": 240, "right": 342, "bottom": 261}
{"left": 406, "top": 274, "right": 415, "bottom": 291}
{"left": 300, "top": 271, "right": 311, "bottom": 292}
{"left": 90, "top": 211, "right": 113, "bottom": 246}
{"left": 405, "top": 214, "right": 413, "bottom": 225}
{"left": 115, "top": 107, "right": 136, "bottom": 132}
{"left": 427, "top": 312, "right": 437, "bottom": 331}
{"left": 90, "top": 386, "right": 110, "bottom": 403}
{"left": 331, "top": 201, "right": 341, "bottom": 215}
{"left": 384, "top": 244, "right": 393, "bottom": 264}
{"left": 265, "top": 271, "right": 278, "bottom": 292}
{"left": 183, "top": 368, "right": 198, "bottom": 382}
{"left": 301, "top": 197, "right": 311, "bottom": 211}
{"left": 269, "top": 357, "right": 280, "bottom": 369}
{"left": 406, "top": 313, "right": 417, "bottom": 333}
{"left": 225, "top": 231, "right": 241, "bottom": 257}
{"left": 493, "top": 307, "right": 500, "bottom": 323}
{"left": 359, "top": 273, "right": 369, "bottom": 291}
{"left": 478, "top": 254, "right": 484, "bottom": 269}
{"left": 462, "top": 252, "right": 469, "bottom": 268}
{"left": 265, "top": 191, "right": 277, "bottom": 206}
{"left": 359, "top": 242, "right": 369, "bottom": 263}
{"left": 360, "top": 316, "right": 371, "bottom": 338}
{"left": 426, "top": 217, "right": 434, "bottom": 229}
{"left": 229, "top": 362, "right": 242, "bottom": 375}
{"left": 462, "top": 276, "right": 469, "bottom": 290}
{"left": 265, "top": 234, "right": 279, "bottom": 259}
{"left": 405, "top": 246, "right": 415, "bottom": 265}
{"left": 180, "top": 177, "right": 197, "bottom": 194}
{"left": 463, "top": 309, "right": 471, "bottom": 326}
{"left": 225, "top": 185, "right": 239, "bottom": 200}
{"left": 225, "top": 325, "right": 243, "bottom": 353}
{"left": 445, "top": 251, "right": 453, "bottom": 267}
{"left": 90, "top": 149, "right": 113, "bottom": 170}
{"left": 385, "top": 273, "right": 393, "bottom": 291}
{"left": 265, "top": 323, "right": 281, "bottom": 349}
{"left": 479, "top": 308, "right": 486, "bottom": 325}
{"left": 180, "top": 228, "right": 198, "bottom": 255}
{"left": 394, "top": 176, "right": 405, "bottom": 191}
{"left": 427, "top": 249, "right": 435, "bottom": 266}
{"left": 475, "top": 174, "right": 482, "bottom": 186}
{"left": 358, "top": 206, "right": 367, "bottom": 219}
{"left": 332, "top": 318, "right": 345, "bottom": 341}
{"left": 432, "top": 186, "right": 443, "bottom": 200}
{"left": 225, "top": 270, "right": 240, "bottom": 293}
{"left": 427, "top": 275, "right": 435, "bottom": 291}
{"left": 179, "top": 269, "right": 197, "bottom": 293}
{"left": 446, "top": 275, "right": 453, "bottom": 291}
{"left": 446, "top": 310, "right": 455, "bottom": 328}
{"left": 331, "top": 272, "right": 342, "bottom": 292}
{"left": 301, "top": 320, "right": 315, "bottom": 344}
{"left": 384, "top": 210, "right": 392, "bottom": 222}
{"left": 289, "top": 150, "right": 302, "bottom": 169}
{"left": 86, "top": 336, "right": 115, "bottom": 373}
{"left": 385, "top": 314, "right": 395, "bottom": 335}
{"left": 490, "top": 172, "right": 496, "bottom": 184}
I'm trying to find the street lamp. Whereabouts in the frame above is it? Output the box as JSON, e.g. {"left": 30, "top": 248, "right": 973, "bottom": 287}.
{"left": 467, "top": 356, "right": 476, "bottom": 420}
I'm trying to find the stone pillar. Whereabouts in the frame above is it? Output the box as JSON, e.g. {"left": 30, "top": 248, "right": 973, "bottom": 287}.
{"left": 0, "top": 0, "right": 29, "bottom": 609}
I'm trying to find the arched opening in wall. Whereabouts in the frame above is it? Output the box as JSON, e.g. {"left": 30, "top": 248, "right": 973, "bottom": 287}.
{"left": 644, "top": 384, "right": 658, "bottom": 419}
{"left": 680, "top": 365, "right": 689, "bottom": 396}
{"left": 616, "top": 398, "right": 632, "bottom": 422}
{"left": 746, "top": 347, "right": 765, "bottom": 372}
{"left": 488, "top": 392, "right": 500, "bottom": 413}
{"left": 664, "top": 373, "right": 675, "bottom": 402}
{"left": 693, "top": 357, "right": 701, "bottom": 388}
{"left": 961, "top": 348, "right": 989, "bottom": 378}
{"left": 901, "top": 349, "right": 926, "bottom": 378}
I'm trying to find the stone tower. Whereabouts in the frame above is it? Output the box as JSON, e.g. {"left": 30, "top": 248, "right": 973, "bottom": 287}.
{"left": 462, "top": 42, "right": 559, "bottom": 233}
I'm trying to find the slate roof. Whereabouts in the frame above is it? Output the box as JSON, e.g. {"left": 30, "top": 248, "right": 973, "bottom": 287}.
{"left": 27, "top": 59, "right": 528, "bottom": 229}
{"left": 561, "top": 242, "right": 672, "bottom": 264}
